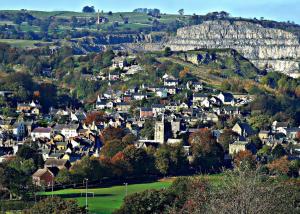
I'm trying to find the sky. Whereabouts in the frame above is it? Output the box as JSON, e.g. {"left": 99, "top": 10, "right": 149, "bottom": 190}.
{"left": 0, "top": 0, "right": 299, "bottom": 24}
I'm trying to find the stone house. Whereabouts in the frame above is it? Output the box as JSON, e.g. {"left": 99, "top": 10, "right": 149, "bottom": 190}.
{"left": 229, "top": 141, "right": 249, "bottom": 155}
{"left": 32, "top": 168, "right": 54, "bottom": 186}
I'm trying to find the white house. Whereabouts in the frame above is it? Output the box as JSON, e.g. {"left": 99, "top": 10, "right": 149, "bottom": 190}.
{"left": 201, "top": 97, "right": 211, "bottom": 108}
{"left": 217, "top": 92, "right": 235, "bottom": 105}
{"left": 164, "top": 79, "right": 179, "bottom": 87}
{"left": 31, "top": 127, "right": 52, "bottom": 140}
{"left": 133, "top": 93, "right": 147, "bottom": 100}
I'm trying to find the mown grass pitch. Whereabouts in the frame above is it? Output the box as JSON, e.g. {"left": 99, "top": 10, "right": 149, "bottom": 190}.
{"left": 41, "top": 180, "right": 172, "bottom": 214}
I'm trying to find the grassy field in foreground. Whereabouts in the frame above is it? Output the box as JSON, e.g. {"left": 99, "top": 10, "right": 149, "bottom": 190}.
{"left": 41, "top": 180, "right": 172, "bottom": 214}
{"left": 40, "top": 175, "right": 224, "bottom": 214}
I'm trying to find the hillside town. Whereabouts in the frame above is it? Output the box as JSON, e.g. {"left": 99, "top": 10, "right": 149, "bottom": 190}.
{"left": 0, "top": 3, "right": 300, "bottom": 213}
{"left": 0, "top": 52, "right": 300, "bottom": 187}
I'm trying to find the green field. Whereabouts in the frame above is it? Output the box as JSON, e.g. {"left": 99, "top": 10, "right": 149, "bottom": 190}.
{"left": 41, "top": 180, "right": 172, "bottom": 214}
{"left": 0, "top": 39, "right": 52, "bottom": 48}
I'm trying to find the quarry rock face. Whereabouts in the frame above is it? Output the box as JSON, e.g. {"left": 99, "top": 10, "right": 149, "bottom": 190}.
{"left": 167, "top": 20, "right": 300, "bottom": 76}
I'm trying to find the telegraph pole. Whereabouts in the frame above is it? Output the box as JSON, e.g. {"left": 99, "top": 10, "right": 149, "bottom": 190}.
{"left": 51, "top": 179, "right": 54, "bottom": 198}
{"left": 85, "top": 178, "right": 89, "bottom": 213}
{"left": 124, "top": 182, "right": 128, "bottom": 197}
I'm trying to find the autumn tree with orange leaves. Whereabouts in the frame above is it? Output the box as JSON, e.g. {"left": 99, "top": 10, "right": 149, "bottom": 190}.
{"left": 84, "top": 111, "right": 106, "bottom": 125}
{"left": 234, "top": 150, "right": 256, "bottom": 170}
{"left": 267, "top": 156, "right": 290, "bottom": 176}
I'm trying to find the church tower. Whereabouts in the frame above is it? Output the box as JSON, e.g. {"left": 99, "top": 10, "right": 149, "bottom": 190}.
{"left": 154, "top": 115, "right": 165, "bottom": 144}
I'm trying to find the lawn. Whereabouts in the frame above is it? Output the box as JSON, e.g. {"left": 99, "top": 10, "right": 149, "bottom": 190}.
{"left": 41, "top": 180, "right": 172, "bottom": 214}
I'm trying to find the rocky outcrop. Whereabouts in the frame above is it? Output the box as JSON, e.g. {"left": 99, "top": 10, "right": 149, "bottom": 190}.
{"left": 166, "top": 20, "right": 300, "bottom": 75}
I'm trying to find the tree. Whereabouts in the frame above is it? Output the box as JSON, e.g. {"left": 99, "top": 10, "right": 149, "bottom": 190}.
{"left": 140, "top": 119, "right": 154, "bottom": 140}
{"left": 163, "top": 47, "right": 172, "bottom": 57}
{"left": 234, "top": 150, "right": 256, "bottom": 170}
{"left": 178, "top": 9, "right": 184, "bottom": 16}
{"left": 267, "top": 156, "right": 290, "bottom": 176}
{"left": 101, "top": 127, "right": 126, "bottom": 143}
{"left": 55, "top": 169, "right": 71, "bottom": 184}
{"left": 84, "top": 111, "right": 106, "bottom": 125}
{"left": 123, "top": 145, "right": 155, "bottom": 176}
{"left": 82, "top": 6, "right": 95, "bottom": 13}
{"left": 206, "top": 169, "right": 298, "bottom": 214}
{"left": 23, "top": 197, "right": 84, "bottom": 213}
{"left": 179, "top": 67, "right": 189, "bottom": 79}
{"left": 218, "top": 129, "right": 235, "bottom": 152}
{"left": 189, "top": 129, "right": 224, "bottom": 172}
{"left": 38, "top": 83, "right": 57, "bottom": 112}
{"left": 17, "top": 144, "right": 44, "bottom": 168}
{"left": 271, "top": 144, "right": 286, "bottom": 159}
{"left": 122, "top": 133, "right": 137, "bottom": 145}
{"left": 69, "top": 156, "right": 105, "bottom": 183}
{"left": 155, "top": 144, "right": 188, "bottom": 176}
{"left": 115, "top": 189, "right": 171, "bottom": 214}
{"left": 101, "top": 139, "right": 129, "bottom": 158}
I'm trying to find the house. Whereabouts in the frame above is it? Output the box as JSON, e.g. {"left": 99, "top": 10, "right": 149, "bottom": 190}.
{"left": 193, "top": 93, "right": 207, "bottom": 103}
{"left": 44, "top": 158, "right": 71, "bottom": 170}
{"left": 229, "top": 140, "right": 249, "bottom": 155}
{"left": 71, "top": 111, "right": 86, "bottom": 122}
{"left": 56, "top": 141, "right": 68, "bottom": 151}
{"left": 109, "top": 70, "right": 120, "bottom": 81}
{"left": 179, "top": 102, "right": 189, "bottom": 110}
{"left": 283, "top": 127, "right": 300, "bottom": 140}
{"left": 222, "top": 106, "right": 240, "bottom": 116}
{"left": 140, "top": 108, "right": 154, "bottom": 118}
{"left": 116, "top": 103, "right": 131, "bottom": 112}
{"left": 258, "top": 130, "right": 271, "bottom": 142}
{"left": 156, "top": 89, "right": 168, "bottom": 98}
{"left": 54, "top": 124, "right": 79, "bottom": 139}
{"left": 12, "top": 121, "right": 27, "bottom": 140}
{"left": 272, "top": 121, "right": 289, "bottom": 133}
{"left": 32, "top": 168, "right": 54, "bottom": 186}
{"left": 232, "top": 122, "right": 254, "bottom": 138}
{"left": 165, "top": 86, "right": 177, "bottom": 95}
{"left": 123, "top": 95, "right": 132, "bottom": 103}
{"left": 133, "top": 93, "right": 147, "bottom": 100}
{"left": 165, "top": 103, "right": 179, "bottom": 112}
{"left": 54, "top": 134, "right": 65, "bottom": 142}
{"left": 17, "top": 103, "right": 31, "bottom": 112}
{"left": 112, "top": 57, "right": 126, "bottom": 69}
{"left": 201, "top": 98, "right": 211, "bottom": 108}
{"left": 96, "top": 100, "right": 107, "bottom": 110}
{"left": 194, "top": 82, "right": 203, "bottom": 92}
{"left": 164, "top": 79, "right": 179, "bottom": 87}
{"left": 31, "top": 127, "right": 52, "bottom": 140}
{"left": 217, "top": 92, "right": 235, "bottom": 105}
{"left": 202, "top": 112, "right": 219, "bottom": 123}
{"left": 152, "top": 104, "right": 165, "bottom": 116}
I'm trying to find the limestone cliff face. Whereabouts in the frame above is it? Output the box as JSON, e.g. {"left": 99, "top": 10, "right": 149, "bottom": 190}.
{"left": 167, "top": 20, "right": 300, "bottom": 75}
